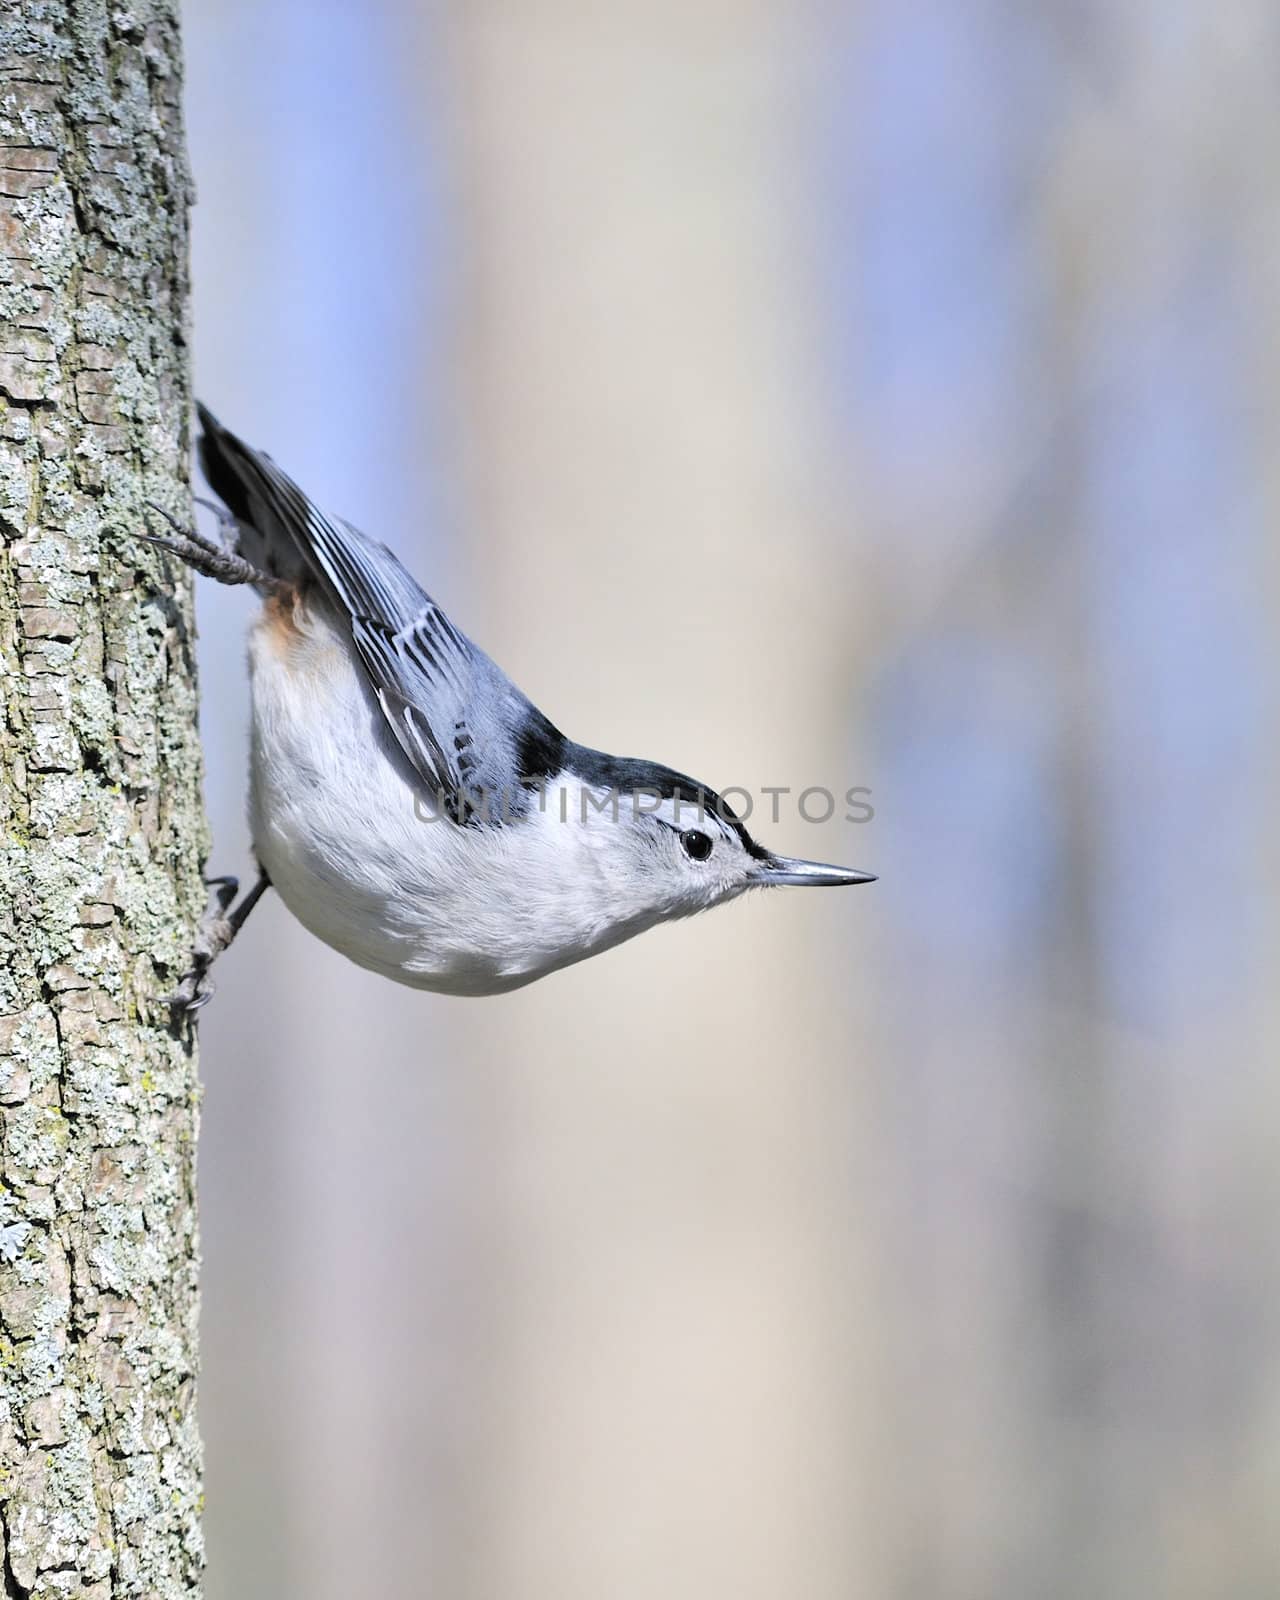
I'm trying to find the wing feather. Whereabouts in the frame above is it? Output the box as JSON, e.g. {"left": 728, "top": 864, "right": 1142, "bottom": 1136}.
{"left": 198, "top": 405, "right": 562, "bottom": 824}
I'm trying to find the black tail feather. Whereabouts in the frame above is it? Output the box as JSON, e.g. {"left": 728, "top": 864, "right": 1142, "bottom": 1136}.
{"left": 196, "top": 403, "right": 255, "bottom": 528}
{"left": 195, "top": 404, "right": 310, "bottom": 591}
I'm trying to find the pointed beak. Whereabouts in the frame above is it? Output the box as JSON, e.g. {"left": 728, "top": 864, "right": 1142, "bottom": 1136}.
{"left": 754, "top": 853, "right": 878, "bottom": 888}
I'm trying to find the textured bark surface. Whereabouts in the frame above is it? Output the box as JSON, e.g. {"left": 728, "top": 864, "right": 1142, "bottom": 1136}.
{"left": 0, "top": 3, "right": 203, "bottom": 1596}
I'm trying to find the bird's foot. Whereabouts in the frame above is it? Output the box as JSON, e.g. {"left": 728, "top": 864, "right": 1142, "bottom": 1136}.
{"left": 167, "top": 875, "right": 237, "bottom": 1014}
{"left": 140, "top": 502, "right": 285, "bottom": 592}
{"left": 167, "top": 871, "right": 271, "bottom": 1015}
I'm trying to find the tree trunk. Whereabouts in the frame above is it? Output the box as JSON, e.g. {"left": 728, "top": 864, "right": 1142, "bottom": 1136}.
{"left": 0, "top": 4, "right": 203, "bottom": 1596}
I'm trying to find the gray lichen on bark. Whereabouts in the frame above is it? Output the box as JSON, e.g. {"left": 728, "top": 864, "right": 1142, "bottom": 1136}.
{"left": 0, "top": 1, "right": 205, "bottom": 1595}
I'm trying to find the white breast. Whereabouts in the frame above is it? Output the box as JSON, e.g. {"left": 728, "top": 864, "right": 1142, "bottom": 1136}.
{"left": 245, "top": 599, "right": 666, "bottom": 995}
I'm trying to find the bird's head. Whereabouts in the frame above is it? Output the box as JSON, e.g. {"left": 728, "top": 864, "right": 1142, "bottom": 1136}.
{"left": 542, "top": 752, "right": 874, "bottom": 942}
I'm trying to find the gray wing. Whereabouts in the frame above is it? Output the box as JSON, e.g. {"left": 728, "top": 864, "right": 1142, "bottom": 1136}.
{"left": 198, "top": 405, "right": 562, "bottom": 824}
{"left": 346, "top": 574, "right": 543, "bottom": 823}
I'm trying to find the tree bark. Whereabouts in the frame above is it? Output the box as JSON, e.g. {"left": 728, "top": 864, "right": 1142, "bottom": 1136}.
{"left": 0, "top": 4, "right": 202, "bottom": 1596}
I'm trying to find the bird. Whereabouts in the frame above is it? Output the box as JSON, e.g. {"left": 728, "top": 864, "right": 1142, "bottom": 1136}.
{"left": 142, "top": 406, "right": 875, "bottom": 1007}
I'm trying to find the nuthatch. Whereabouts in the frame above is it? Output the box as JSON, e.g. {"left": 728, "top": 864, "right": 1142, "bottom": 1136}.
{"left": 144, "top": 407, "right": 874, "bottom": 1006}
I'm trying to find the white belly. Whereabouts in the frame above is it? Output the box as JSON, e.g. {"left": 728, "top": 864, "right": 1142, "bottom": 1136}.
{"left": 244, "top": 599, "right": 661, "bottom": 995}
{"left": 246, "top": 601, "right": 511, "bottom": 994}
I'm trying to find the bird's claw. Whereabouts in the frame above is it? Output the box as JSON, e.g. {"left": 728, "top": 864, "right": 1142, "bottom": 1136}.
{"left": 165, "top": 877, "right": 239, "bottom": 1016}
{"left": 139, "top": 504, "right": 280, "bottom": 592}
{"left": 166, "top": 967, "right": 216, "bottom": 1015}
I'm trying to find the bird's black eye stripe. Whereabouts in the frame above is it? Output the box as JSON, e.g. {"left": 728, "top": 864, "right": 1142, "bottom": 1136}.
{"left": 681, "top": 829, "right": 713, "bottom": 862}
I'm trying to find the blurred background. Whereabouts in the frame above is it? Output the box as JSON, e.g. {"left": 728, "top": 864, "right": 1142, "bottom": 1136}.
{"left": 181, "top": 2, "right": 1279, "bottom": 1596}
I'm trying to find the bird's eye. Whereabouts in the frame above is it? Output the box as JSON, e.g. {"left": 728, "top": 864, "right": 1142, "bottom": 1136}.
{"left": 681, "top": 829, "right": 713, "bottom": 862}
